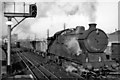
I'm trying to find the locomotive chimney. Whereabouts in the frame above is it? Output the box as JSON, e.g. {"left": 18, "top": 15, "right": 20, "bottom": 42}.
{"left": 89, "top": 23, "right": 97, "bottom": 29}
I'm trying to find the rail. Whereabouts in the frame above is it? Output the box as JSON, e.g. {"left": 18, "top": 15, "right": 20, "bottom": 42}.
{"left": 17, "top": 50, "right": 60, "bottom": 80}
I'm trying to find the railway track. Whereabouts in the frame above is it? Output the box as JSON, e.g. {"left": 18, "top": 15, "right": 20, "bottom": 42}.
{"left": 23, "top": 51, "right": 77, "bottom": 78}
{"left": 21, "top": 49, "right": 87, "bottom": 78}
{"left": 16, "top": 50, "right": 60, "bottom": 80}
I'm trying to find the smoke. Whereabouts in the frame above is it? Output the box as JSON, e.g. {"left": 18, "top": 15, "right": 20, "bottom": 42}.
{"left": 14, "top": 18, "right": 36, "bottom": 34}
{"left": 81, "top": 1, "right": 98, "bottom": 22}
{"left": 13, "top": 2, "right": 56, "bottom": 35}
{"left": 30, "top": 1, "right": 98, "bottom": 39}
{"left": 43, "top": 1, "right": 98, "bottom": 22}
{"left": 56, "top": 2, "right": 80, "bottom": 16}
{"left": 3, "top": 1, "right": 98, "bottom": 39}
{"left": 36, "top": 2, "right": 55, "bottom": 18}
{"left": 56, "top": 1, "right": 98, "bottom": 22}
{"left": 17, "top": 20, "right": 31, "bottom": 33}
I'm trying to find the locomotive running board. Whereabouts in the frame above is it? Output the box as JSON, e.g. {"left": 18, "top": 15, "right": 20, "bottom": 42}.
{"left": 60, "top": 56, "right": 82, "bottom": 65}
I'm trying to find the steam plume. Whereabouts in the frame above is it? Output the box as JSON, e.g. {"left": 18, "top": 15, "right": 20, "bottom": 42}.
{"left": 3, "top": 1, "right": 98, "bottom": 39}
{"left": 56, "top": 1, "right": 98, "bottom": 22}
{"left": 81, "top": 1, "right": 97, "bottom": 22}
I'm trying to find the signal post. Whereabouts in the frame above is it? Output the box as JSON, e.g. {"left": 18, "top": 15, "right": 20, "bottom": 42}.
{"left": 4, "top": 2, "right": 37, "bottom": 74}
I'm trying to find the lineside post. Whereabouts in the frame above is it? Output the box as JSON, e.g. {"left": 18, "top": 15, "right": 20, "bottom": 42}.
{"left": 7, "top": 17, "right": 12, "bottom": 74}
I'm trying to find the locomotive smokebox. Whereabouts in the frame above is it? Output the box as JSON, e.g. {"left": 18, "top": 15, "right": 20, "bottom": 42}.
{"left": 89, "top": 23, "right": 97, "bottom": 29}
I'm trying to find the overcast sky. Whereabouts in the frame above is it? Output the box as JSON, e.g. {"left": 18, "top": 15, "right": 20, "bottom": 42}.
{"left": 0, "top": 0, "right": 119, "bottom": 40}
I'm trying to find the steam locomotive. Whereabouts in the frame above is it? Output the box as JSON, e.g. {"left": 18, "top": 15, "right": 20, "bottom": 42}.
{"left": 47, "top": 23, "right": 118, "bottom": 69}
{"left": 18, "top": 23, "right": 119, "bottom": 75}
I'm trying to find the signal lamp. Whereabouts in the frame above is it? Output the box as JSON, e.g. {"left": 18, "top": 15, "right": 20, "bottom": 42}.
{"left": 6, "top": 21, "right": 13, "bottom": 25}
{"left": 29, "top": 4, "right": 37, "bottom": 17}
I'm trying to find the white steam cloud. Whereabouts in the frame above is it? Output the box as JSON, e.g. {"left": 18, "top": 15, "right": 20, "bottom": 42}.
{"left": 3, "top": 0, "right": 98, "bottom": 39}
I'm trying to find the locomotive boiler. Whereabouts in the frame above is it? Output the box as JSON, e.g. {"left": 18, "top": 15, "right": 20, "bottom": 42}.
{"left": 47, "top": 23, "right": 118, "bottom": 69}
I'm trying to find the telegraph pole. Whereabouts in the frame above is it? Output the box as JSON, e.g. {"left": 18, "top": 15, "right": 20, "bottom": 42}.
{"left": 64, "top": 23, "right": 66, "bottom": 30}
{"left": 47, "top": 29, "right": 49, "bottom": 38}
{"left": 47, "top": 29, "right": 49, "bottom": 50}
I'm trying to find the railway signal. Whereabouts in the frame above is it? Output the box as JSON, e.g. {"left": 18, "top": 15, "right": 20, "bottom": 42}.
{"left": 29, "top": 4, "right": 37, "bottom": 17}
{"left": 4, "top": 2, "right": 37, "bottom": 75}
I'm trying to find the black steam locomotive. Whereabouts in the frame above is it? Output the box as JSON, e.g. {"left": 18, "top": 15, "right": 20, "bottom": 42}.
{"left": 17, "top": 23, "right": 119, "bottom": 78}
{"left": 47, "top": 23, "right": 118, "bottom": 69}
{"left": 14, "top": 23, "right": 120, "bottom": 79}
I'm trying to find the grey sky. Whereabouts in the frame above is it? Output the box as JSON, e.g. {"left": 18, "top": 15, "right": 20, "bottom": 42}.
{"left": 0, "top": 0, "right": 119, "bottom": 39}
